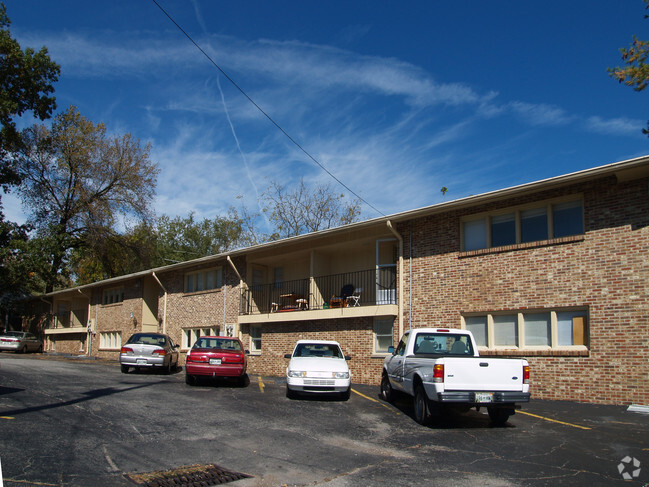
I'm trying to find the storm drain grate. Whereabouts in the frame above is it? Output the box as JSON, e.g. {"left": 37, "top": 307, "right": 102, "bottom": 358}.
{"left": 125, "top": 463, "right": 253, "bottom": 486}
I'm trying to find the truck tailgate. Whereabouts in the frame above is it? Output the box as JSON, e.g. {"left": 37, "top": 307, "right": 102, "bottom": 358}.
{"left": 441, "top": 357, "right": 526, "bottom": 391}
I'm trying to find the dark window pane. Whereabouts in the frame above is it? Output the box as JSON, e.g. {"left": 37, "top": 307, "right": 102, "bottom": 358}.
{"left": 491, "top": 213, "right": 516, "bottom": 247}
{"left": 521, "top": 207, "right": 548, "bottom": 243}
{"left": 553, "top": 201, "right": 583, "bottom": 237}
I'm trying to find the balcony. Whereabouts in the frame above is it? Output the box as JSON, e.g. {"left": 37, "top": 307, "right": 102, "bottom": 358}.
{"left": 44, "top": 309, "right": 88, "bottom": 335}
{"left": 240, "top": 268, "right": 397, "bottom": 322}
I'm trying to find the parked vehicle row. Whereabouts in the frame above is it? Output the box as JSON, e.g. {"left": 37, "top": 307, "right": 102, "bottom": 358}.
{"left": 6, "top": 327, "right": 530, "bottom": 425}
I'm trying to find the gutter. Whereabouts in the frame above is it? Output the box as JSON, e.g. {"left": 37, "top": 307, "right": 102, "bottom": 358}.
{"left": 386, "top": 220, "right": 404, "bottom": 340}
{"left": 151, "top": 272, "right": 167, "bottom": 334}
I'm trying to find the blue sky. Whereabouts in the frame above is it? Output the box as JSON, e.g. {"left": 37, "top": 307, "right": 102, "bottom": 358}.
{"left": 4, "top": 0, "right": 649, "bottom": 232}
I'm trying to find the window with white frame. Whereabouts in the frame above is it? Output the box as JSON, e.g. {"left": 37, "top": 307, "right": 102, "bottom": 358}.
{"left": 374, "top": 318, "right": 394, "bottom": 353}
{"left": 184, "top": 267, "right": 223, "bottom": 293}
{"left": 99, "top": 331, "right": 121, "bottom": 349}
{"left": 462, "top": 198, "right": 584, "bottom": 251}
{"left": 462, "top": 308, "right": 588, "bottom": 350}
{"left": 250, "top": 325, "right": 261, "bottom": 353}
{"left": 182, "top": 327, "right": 219, "bottom": 349}
{"left": 102, "top": 287, "right": 124, "bottom": 305}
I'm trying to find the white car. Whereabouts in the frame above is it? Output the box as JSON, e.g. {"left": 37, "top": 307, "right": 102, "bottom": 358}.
{"left": 284, "top": 340, "right": 351, "bottom": 400}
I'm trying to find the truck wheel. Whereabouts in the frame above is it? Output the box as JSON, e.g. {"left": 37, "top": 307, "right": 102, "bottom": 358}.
{"left": 413, "top": 385, "right": 430, "bottom": 425}
{"left": 488, "top": 407, "right": 513, "bottom": 425}
{"left": 380, "top": 373, "right": 393, "bottom": 403}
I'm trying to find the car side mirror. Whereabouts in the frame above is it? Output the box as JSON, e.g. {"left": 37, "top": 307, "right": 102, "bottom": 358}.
{"left": 344, "top": 355, "right": 351, "bottom": 361}
{"left": 284, "top": 353, "right": 292, "bottom": 359}
{"left": 245, "top": 350, "right": 250, "bottom": 355}
{"left": 387, "top": 346, "right": 395, "bottom": 354}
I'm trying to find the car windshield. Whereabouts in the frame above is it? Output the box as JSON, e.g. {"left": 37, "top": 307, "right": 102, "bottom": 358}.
{"left": 127, "top": 334, "right": 166, "bottom": 346}
{"left": 293, "top": 343, "right": 343, "bottom": 358}
{"left": 4, "top": 331, "right": 25, "bottom": 338}
{"left": 193, "top": 338, "right": 242, "bottom": 351}
{"left": 413, "top": 333, "right": 473, "bottom": 356}
{"left": 4, "top": 331, "right": 24, "bottom": 338}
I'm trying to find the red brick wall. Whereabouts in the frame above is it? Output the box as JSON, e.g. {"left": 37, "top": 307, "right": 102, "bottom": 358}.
{"left": 396, "top": 176, "right": 649, "bottom": 405}
{"left": 241, "top": 318, "right": 389, "bottom": 384}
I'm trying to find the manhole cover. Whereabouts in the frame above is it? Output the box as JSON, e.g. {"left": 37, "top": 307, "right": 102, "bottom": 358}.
{"left": 125, "top": 463, "right": 252, "bottom": 486}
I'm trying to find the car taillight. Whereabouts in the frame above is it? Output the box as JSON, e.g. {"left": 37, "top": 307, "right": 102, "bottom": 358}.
{"left": 222, "top": 355, "right": 243, "bottom": 364}
{"left": 153, "top": 349, "right": 167, "bottom": 356}
{"left": 187, "top": 355, "right": 206, "bottom": 362}
{"left": 120, "top": 347, "right": 133, "bottom": 354}
{"left": 523, "top": 365, "right": 530, "bottom": 384}
{"left": 433, "top": 364, "right": 444, "bottom": 383}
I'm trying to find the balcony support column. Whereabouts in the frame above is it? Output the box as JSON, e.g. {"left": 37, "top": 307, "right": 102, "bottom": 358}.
{"left": 386, "top": 220, "right": 404, "bottom": 340}
{"left": 152, "top": 272, "right": 167, "bottom": 334}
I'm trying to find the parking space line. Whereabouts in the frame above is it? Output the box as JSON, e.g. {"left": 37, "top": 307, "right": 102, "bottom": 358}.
{"left": 258, "top": 376, "right": 265, "bottom": 393}
{"left": 517, "top": 411, "right": 591, "bottom": 430}
{"left": 351, "top": 389, "right": 401, "bottom": 415}
{"left": 0, "top": 416, "right": 14, "bottom": 420}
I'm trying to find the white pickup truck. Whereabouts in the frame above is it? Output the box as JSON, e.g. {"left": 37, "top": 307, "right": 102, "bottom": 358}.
{"left": 380, "top": 328, "right": 530, "bottom": 425}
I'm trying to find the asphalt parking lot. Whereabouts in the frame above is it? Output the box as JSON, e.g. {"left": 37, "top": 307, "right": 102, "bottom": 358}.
{"left": 0, "top": 353, "right": 648, "bottom": 486}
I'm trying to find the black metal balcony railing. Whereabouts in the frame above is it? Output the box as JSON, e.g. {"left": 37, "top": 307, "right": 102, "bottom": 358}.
{"left": 241, "top": 267, "right": 396, "bottom": 315}
{"left": 51, "top": 309, "right": 88, "bottom": 329}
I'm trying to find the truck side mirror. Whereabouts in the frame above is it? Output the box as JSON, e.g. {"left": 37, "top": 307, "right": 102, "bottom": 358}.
{"left": 387, "top": 346, "right": 395, "bottom": 354}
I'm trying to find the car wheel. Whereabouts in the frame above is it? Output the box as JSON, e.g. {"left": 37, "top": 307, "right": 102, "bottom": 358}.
{"left": 16, "top": 345, "right": 26, "bottom": 354}
{"left": 488, "top": 407, "right": 513, "bottom": 426}
{"left": 340, "top": 387, "right": 351, "bottom": 401}
{"left": 380, "top": 373, "right": 393, "bottom": 403}
{"left": 286, "top": 385, "right": 296, "bottom": 399}
{"left": 120, "top": 364, "right": 129, "bottom": 374}
{"left": 164, "top": 360, "right": 172, "bottom": 375}
{"left": 413, "top": 385, "right": 430, "bottom": 425}
{"left": 185, "top": 373, "right": 196, "bottom": 386}
{"left": 37, "top": 344, "right": 43, "bottom": 353}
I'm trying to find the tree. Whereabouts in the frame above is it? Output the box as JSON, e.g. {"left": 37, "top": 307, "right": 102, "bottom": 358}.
{"left": 0, "top": 2, "right": 59, "bottom": 190}
{"left": 609, "top": 0, "right": 649, "bottom": 135}
{"left": 261, "top": 178, "right": 362, "bottom": 239}
{"left": 17, "top": 106, "right": 158, "bottom": 292}
{"left": 154, "top": 212, "right": 245, "bottom": 264}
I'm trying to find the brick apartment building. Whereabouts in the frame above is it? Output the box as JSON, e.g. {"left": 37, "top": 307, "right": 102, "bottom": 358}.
{"left": 28, "top": 155, "right": 649, "bottom": 406}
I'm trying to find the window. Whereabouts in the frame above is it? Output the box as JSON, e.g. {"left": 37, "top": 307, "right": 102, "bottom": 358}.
{"left": 462, "top": 308, "right": 588, "bottom": 350}
{"left": 273, "top": 267, "right": 284, "bottom": 289}
{"left": 374, "top": 318, "right": 394, "bottom": 353}
{"left": 99, "top": 332, "right": 121, "bottom": 349}
{"left": 185, "top": 268, "right": 223, "bottom": 293}
{"left": 102, "top": 287, "right": 124, "bottom": 305}
{"left": 462, "top": 198, "right": 583, "bottom": 251}
{"left": 250, "top": 325, "right": 261, "bottom": 353}
{"left": 182, "top": 327, "right": 219, "bottom": 349}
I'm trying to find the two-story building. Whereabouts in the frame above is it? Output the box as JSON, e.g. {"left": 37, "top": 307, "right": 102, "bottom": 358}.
{"left": 31, "top": 155, "right": 649, "bottom": 406}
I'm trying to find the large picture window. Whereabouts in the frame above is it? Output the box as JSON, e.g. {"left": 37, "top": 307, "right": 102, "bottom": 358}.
{"left": 461, "top": 198, "right": 583, "bottom": 251}
{"left": 250, "top": 325, "right": 261, "bottom": 353}
{"left": 184, "top": 267, "right": 223, "bottom": 293}
{"left": 182, "top": 327, "right": 219, "bottom": 349}
{"left": 462, "top": 308, "right": 588, "bottom": 350}
{"left": 99, "top": 331, "right": 121, "bottom": 349}
{"left": 102, "top": 287, "right": 124, "bottom": 305}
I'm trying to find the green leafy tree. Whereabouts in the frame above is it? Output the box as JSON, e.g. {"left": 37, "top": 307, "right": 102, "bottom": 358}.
{"left": 154, "top": 212, "right": 245, "bottom": 264}
{"left": 609, "top": 0, "right": 649, "bottom": 135}
{"left": 17, "top": 106, "right": 158, "bottom": 292}
{"left": 0, "top": 2, "right": 59, "bottom": 190}
{"left": 261, "top": 178, "right": 361, "bottom": 239}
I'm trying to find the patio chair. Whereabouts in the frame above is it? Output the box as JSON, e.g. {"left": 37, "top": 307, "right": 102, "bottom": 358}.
{"left": 346, "top": 288, "right": 362, "bottom": 307}
{"left": 330, "top": 284, "right": 354, "bottom": 308}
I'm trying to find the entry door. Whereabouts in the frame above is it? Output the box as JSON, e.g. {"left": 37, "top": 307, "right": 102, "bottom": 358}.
{"left": 376, "top": 239, "right": 397, "bottom": 304}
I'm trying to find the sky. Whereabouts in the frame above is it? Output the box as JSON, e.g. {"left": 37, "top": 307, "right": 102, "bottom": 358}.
{"left": 4, "top": 0, "right": 649, "bottom": 233}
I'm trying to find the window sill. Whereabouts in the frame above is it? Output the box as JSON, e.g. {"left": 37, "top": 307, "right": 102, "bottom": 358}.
{"left": 98, "top": 348, "right": 121, "bottom": 352}
{"left": 371, "top": 353, "right": 391, "bottom": 359}
{"left": 479, "top": 347, "right": 589, "bottom": 357}
{"left": 459, "top": 234, "right": 584, "bottom": 258}
{"left": 101, "top": 302, "right": 123, "bottom": 307}
{"left": 183, "top": 288, "right": 222, "bottom": 297}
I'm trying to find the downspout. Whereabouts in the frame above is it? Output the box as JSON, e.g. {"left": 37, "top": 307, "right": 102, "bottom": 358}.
{"left": 227, "top": 256, "right": 243, "bottom": 336}
{"left": 77, "top": 289, "right": 92, "bottom": 356}
{"left": 386, "top": 220, "right": 404, "bottom": 340}
{"left": 151, "top": 272, "right": 167, "bottom": 335}
{"left": 39, "top": 296, "right": 52, "bottom": 351}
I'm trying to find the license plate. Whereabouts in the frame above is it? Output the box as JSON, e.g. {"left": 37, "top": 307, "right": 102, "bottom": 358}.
{"left": 475, "top": 392, "right": 494, "bottom": 403}
{"left": 209, "top": 358, "right": 222, "bottom": 365}
{"left": 136, "top": 359, "right": 147, "bottom": 365}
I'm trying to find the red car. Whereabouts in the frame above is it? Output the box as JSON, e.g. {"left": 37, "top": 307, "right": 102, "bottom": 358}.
{"left": 185, "top": 336, "right": 248, "bottom": 386}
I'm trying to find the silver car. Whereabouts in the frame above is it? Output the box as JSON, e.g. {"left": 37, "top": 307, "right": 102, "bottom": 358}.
{"left": 0, "top": 331, "right": 43, "bottom": 353}
{"left": 119, "top": 333, "right": 179, "bottom": 374}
